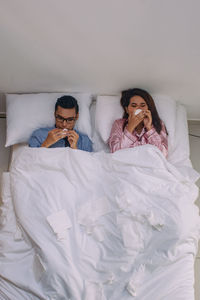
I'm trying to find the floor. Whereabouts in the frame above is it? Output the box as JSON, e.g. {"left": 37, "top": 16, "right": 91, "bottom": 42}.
{"left": 0, "top": 117, "right": 200, "bottom": 299}
{"left": 0, "top": 118, "right": 10, "bottom": 177}
{"left": 189, "top": 121, "right": 200, "bottom": 300}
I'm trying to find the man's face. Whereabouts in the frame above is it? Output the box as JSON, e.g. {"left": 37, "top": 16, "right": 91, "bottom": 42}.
{"left": 55, "top": 106, "right": 78, "bottom": 130}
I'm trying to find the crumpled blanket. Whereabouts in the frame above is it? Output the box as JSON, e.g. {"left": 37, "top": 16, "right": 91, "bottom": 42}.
{"left": 0, "top": 144, "right": 200, "bottom": 300}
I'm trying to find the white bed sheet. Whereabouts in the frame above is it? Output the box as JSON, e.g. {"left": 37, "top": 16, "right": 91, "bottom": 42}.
{"left": 0, "top": 255, "right": 196, "bottom": 300}
{"left": 0, "top": 144, "right": 200, "bottom": 300}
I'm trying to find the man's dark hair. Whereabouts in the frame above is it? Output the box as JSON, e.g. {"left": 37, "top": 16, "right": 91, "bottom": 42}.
{"left": 55, "top": 95, "right": 79, "bottom": 114}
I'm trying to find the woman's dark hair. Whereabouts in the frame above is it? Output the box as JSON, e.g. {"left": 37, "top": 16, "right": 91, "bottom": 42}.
{"left": 55, "top": 95, "right": 79, "bottom": 114}
{"left": 121, "top": 88, "right": 163, "bottom": 134}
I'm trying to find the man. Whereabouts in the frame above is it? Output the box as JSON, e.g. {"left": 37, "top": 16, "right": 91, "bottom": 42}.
{"left": 29, "top": 95, "right": 93, "bottom": 151}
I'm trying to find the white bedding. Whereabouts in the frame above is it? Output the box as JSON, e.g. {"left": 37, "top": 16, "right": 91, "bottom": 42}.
{"left": 0, "top": 145, "right": 200, "bottom": 299}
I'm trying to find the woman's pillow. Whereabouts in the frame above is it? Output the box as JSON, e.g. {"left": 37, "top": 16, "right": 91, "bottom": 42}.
{"left": 167, "top": 104, "right": 191, "bottom": 166}
{"left": 95, "top": 94, "right": 177, "bottom": 152}
{"left": 5, "top": 92, "right": 93, "bottom": 147}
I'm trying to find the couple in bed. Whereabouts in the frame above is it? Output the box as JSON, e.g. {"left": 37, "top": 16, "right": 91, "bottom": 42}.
{"left": 29, "top": 89, "right": 168, "bottom": 157}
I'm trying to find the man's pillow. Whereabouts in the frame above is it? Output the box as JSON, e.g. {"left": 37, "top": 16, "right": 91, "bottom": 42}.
{"left": 5, "top": 93, "right": 93, "bottom": 147}
{"left": 95, "top": 94, "right": 177, "bottom": 152}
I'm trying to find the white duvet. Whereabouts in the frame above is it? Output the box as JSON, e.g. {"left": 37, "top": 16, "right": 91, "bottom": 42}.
{"left": 0, "top": 145, "right": 200, "bottom": 300}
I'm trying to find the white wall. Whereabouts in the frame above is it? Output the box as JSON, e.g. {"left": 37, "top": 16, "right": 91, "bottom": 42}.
{"left": 0, "top": 0, "right": 200, "bottom": 119}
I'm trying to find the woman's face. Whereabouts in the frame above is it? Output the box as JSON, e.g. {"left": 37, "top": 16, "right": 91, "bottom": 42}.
{"left": 126, "top": 95, "right": 148, "bottom": 115}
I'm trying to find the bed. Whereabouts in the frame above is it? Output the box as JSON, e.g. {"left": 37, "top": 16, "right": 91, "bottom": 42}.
{"left": 0, "top": 92, "right": 200, "bottom": 300}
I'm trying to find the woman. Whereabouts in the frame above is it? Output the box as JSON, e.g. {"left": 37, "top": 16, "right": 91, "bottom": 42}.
{"left": 108, "top": 88, "right": 168, "bottom": 157}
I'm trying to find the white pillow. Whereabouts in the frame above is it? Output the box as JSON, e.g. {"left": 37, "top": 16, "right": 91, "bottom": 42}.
{"left": 95, "top": 95, "right": 123, "bottom": 143}
{"left": 6, "top": 93, "right": 93, "bottom": 147}
{"left": 167, "top": 104, "right": 191, "bottom": 166}
{"left": 95, "top": 94, "right": 176, "bottom": 151}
